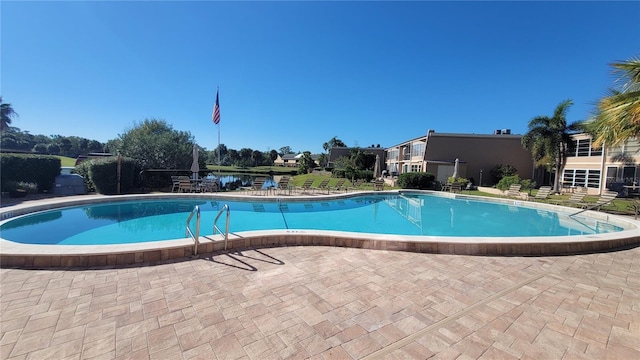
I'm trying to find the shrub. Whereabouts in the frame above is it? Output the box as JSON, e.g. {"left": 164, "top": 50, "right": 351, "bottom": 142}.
{"left": 397, "top": 172, "right": 435, "bottom": 189}
{"left": 0, "top": 154, "right": 60, "bottom": 192}
{"left": 520, "top": 179, "right": 537, "bottom": 192}
{"left": 355, "top": 169, "right": 374, "bottom": 182}
{"left": 496, "top": 175, "right": 521, "bottom": 191}
{"left": 75, "top": 156, "right": 138, "bottom": 194}
{"left": 331, "top": 169, "right": 347, "bottom": 178}
{"left": 90, "top": 157, "right": 137, "bottom": 194}
{"left": 447, "top": 176, "right": 469, "bottom": 189}
{"left": 490, "top": 164, "right": 518, "bottom": 185}
{"left": 332, "top": 168, "right": 373, "bottom": 181}
{"left": 74, "top": 161, "right": 95, "bottom": 192}
{"left": 3, "top": 181, "right": 38, "bottom": 194}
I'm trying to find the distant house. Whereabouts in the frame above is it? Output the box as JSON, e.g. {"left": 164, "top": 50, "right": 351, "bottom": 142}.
{"left": 274, "top": 154, "right": 299, "bottom": 167}
{"left": 385, "top": 130, "right": 535, "bottom": 186}
{"left": 273, "top": 153, "right": 322, "bottom": 167}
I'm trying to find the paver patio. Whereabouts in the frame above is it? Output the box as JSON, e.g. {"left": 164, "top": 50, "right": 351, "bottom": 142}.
{"left": 1, "top": 244, "right": 639, "bottom": 359}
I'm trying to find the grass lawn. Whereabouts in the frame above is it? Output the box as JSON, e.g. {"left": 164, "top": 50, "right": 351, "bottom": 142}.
{"left": 510, "top": 188, "right": 639, "bottom": 217}
{"left": 56, "top": 156, "right": 76, "bottom": 167}
{"left": 420, "top": 187, "right": 638, "bottom": 217}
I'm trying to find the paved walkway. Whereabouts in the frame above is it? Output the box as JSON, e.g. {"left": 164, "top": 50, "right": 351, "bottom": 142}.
{"left": 1, "top": 244, "right": 638, "bottom": 359}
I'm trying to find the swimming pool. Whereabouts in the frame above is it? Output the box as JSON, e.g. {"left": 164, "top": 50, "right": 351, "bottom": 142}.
{"left": 0, "top": 193, "right": 627, "bottom": 245}
{"left": 1, "top": 191, "right": 639, "bottom": 267}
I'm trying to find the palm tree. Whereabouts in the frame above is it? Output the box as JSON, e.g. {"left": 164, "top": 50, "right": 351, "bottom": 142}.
{"left": 0, "top": 97, "right": 18, "bottom": 131}
{"left": 586, "top": 56, "right": 640, "bottom": 147}
{"left": 322, "top": 136, "right": 346, "bottom": 152}
{"left": 522, "top": 100, "right": 581, "bottom": 193}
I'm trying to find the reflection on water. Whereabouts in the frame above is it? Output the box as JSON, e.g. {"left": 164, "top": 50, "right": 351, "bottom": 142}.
{"left": 0, "top": 210, "right": 62, "bottom": 231}
{"left": 212, "top": 174, "right": 277, "bottom": 190}
{"left": 83, "top": 200, "right": 209, "bottom": 221}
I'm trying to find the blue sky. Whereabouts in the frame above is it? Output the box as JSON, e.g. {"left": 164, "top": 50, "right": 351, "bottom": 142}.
{"left": 2, "top": 1, "right": 639, "bottom": 154}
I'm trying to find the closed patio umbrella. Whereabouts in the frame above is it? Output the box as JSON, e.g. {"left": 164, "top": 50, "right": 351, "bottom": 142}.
{"left": 452, "top": 158, "right": 459, "bottom": 179}
{"left": 373, "top": 155, "right": 381, "bottom": 179}
{"left": 190, "top": 144, "right": 200, "bottom": 180}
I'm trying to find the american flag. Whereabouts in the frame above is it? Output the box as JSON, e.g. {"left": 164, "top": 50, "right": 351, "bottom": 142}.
{"left": 212, "top": 90, "right": 221, "bottom": 125}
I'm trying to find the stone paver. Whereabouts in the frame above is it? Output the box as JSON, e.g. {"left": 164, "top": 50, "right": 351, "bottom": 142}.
{"left": 1, "top": 245, "right": 639, "bottom": 359}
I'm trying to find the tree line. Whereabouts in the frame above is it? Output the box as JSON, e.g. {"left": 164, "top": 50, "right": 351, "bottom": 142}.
{"left": 0, "top": 99, "right": 371, "bottom": 174}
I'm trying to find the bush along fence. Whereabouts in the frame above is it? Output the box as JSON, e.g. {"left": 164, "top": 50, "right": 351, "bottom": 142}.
{"left": 0, "top": 153, "right": 60, "bottom": 194}
{"left": 75, "top": 156, "right": 139, "bottom": 195}
{"left": 397, "top": 172, "right": 436, "bottom": 189}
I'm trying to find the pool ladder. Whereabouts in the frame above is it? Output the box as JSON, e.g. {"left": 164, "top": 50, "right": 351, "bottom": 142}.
{"left": 185, "top": 204, "right": 230, "bottom": 256}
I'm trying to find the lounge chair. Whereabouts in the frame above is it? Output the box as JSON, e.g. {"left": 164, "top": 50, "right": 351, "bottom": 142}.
{"left": 171, "top": 176, "right": 180, "bottom": 192}
{"left": 532, "top": 186, "right": 552, "bottom": 201}
{"left": 450, "top": 183, "right": 463, "bottom": 193}
{"left": 297, "top": 179, "right": 315, "bottom": 194}
{"left": 348, "top": 179, "right": 364, "bottom": 191}
{"left": 314, "top": 178, "right": 331, "bottom": 194}
{"left": 505, "top": 184, "right": 522, "bottom": 198}
{"left": 200, "top": 178, "right": 219, "bottom": 192}
{"left": 373, "top": 179, "right": 385, "bottom": 191}
{"left": 251, "top": 177, "right": 267, "bottom": 195}
{"left": 332, "top": 178, "right": 347, "bottom": 193}
{"left": 275, "top": 176, "right": 292, "bottom": 195}
{"left": 553, "top": 188, "right": 587, "bottom": 207}
{"left": 178, "top": 176, "right": 194, "bottom": 192}
{"left": 578, "top": 191, "right": 619, "bottom": 210}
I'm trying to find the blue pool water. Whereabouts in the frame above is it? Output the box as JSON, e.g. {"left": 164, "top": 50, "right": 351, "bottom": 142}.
{"left": 0, "top": 193, "right": 624, "bottom": 245}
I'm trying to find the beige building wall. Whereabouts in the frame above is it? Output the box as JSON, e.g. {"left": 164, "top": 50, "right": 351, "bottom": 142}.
{"left": 563, "top": 134, "right": 640, "bottom": 195}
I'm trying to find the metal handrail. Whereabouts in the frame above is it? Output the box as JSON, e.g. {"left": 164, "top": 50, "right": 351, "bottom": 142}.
{"left": 569, "top": 198, "right": 616, "bottom": 217}
{"left": 185, "top": 205, "right": 201, "bottom": 256}
{"left": 213, "top": 204, "right": 230, "bottom": 250}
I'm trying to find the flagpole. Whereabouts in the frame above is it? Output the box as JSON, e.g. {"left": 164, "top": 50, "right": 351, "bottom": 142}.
{"left": 217, "top": 116, "right": 221, "bottom": 179}
{"left": 213, "top": 86, "right": 221, "bottom": 181}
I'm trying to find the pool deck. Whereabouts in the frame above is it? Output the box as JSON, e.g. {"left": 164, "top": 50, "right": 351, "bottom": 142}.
{"left": 1, "top": 194, "right": 639, "bottom": 359}
{"left": 1, "top": 244, "right": 639, "bottom": 359}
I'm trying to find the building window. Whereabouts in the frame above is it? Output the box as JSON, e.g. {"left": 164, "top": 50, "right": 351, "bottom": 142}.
{"left": 570, "top": 138, "right": 602, "bottom": 157}
{"left": 606, "top": 166, "right": 618, "bottom": 187}
{"left": 411, "top": 142, "right": 425, "bottom": 157}
{"left": 387, "top": 150, "right": 398, "bottom": 161}
{"left": 562, "top": 169, "right": 601, "bottom": 188}
{"left": 411, "top": 164, "right": 421, "bottom": 172}
{"left": 623, "top": 166, "right": 637, "bottom": 184}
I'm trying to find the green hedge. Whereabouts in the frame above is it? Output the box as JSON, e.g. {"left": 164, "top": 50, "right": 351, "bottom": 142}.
{"left": 397, "top": 172, "right": 436, "bottom": 189}
{"left": 331, "top": 168, "right": 374, "bottom": 181}
{"left": 496, "top": 175, "right": 536, "bottom": 192}
{"left": 496, "top": 175, "right": 521, "bottom": 191}
{"left": 0, "top": 154, "right": 60, "bottom": 192}
{"left": 74, "top": 161, "right": 95, "bottom": 193}
{"left": 75, "top": 157, "right": 137, "bottom": 194}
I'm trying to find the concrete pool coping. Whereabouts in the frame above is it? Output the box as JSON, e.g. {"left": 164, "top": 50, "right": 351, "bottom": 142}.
{"left": 1, "top": 190, "right": 640, "bottom": 268}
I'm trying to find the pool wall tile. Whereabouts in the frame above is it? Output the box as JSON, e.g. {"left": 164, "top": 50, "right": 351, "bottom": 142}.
{"left": 2, "top": 256, "right": 25, "bottom": 267}
{"left": 116, "top": 253, "right": 134, "bottom": 265}
{"left": 88, "top": 255, "right": 107, "bottom": 267}
{"left": 3, "top": 231, "right": 640, "bottom": 268}
{"left": 143, "top": 250, "right": 161, "bottom": 263}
